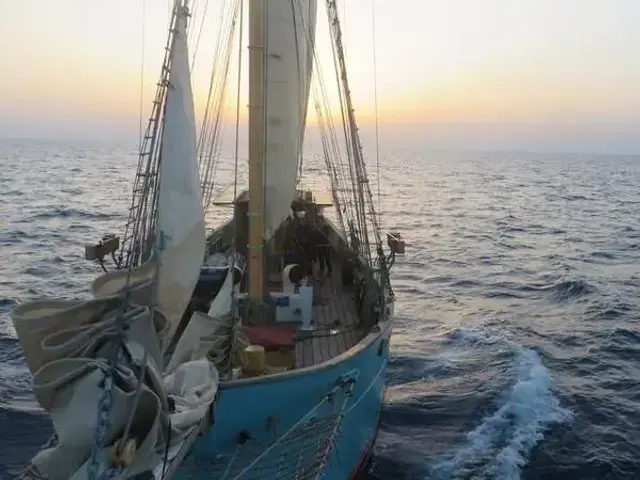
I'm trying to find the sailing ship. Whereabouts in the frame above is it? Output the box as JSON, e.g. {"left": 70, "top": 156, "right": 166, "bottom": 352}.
{"left": 12, "top": 0, "right": 400, "bottom": 478}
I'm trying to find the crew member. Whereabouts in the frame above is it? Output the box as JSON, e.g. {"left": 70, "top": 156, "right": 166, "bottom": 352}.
{"left": 315, "top": 227, "right": 332, "bottom": 276}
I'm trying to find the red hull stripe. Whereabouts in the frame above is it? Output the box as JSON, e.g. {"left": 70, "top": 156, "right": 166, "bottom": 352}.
{"left": 349, "top": 414, "right": 382, "bottom": 479}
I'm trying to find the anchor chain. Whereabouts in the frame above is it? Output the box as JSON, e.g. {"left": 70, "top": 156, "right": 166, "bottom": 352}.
{"left": 87, "top": 334, "right": 125, "bottom": 478}
{"left": 88, "top": 358, "right": 125, "bottom": 480}
{"left": 87, "top": 299, "right": 143, "bottom": 479}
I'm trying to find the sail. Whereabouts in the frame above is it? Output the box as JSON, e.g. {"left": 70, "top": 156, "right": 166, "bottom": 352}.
{"left": 11, "top": 4, "right": 213, "bottom": 478}
{"left": 90, "top": 2, "right": 204, "bottom": 344}
{"left": 262, "top": 0, "right": 318, "bottom": 238}
{"left": 166, "top": 254, "right": 245, "bottom": 373}
{"left": 153, "top": 0, "right": 206, "bottom": 341}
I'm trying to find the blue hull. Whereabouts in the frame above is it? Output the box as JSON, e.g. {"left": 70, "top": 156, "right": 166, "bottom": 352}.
{"left": 174, "top": 316, "right": 392, "bottom": 479}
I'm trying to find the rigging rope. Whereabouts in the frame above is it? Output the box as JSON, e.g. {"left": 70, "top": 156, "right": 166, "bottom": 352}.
{"left": 371, "top": 0, "right": 382, "bottom": 228}
{"left": 302, "top": 3, "right": 358, "bottom": 240}
{"left": 190, "top": 0, "right": 210, "bottom": 70}
{"left": 325, "top": 0, "right": 379, "bottom": 266}
{"left": 197, "top": 0, "right": 241, "bottom": 215}
{"left": 317, "top": 0, "right": 393, "bottom": 296}
{"left": 225, "top": 0, "right": 244, "bottom": 380}
{"left": 138, "top": 0, "right": 146, "bottom": 151}
{"left": 119, "top": 2, "right": 177, "bottom": 268}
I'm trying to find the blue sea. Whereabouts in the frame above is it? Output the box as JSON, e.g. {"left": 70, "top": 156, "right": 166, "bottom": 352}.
{"left": 1, "top": 139, "right": 639, "bottom": 479}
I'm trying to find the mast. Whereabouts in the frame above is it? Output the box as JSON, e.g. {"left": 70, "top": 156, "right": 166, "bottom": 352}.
{"left": 247, "top": 0, "right": 265, "bottom": 314}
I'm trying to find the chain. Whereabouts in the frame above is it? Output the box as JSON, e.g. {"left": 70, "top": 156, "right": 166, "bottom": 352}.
{"left": 87, "top": 303, "right": 145, "bottom": 479}
{"left": 87, "top": 337, "right": 126, "bottom": 479}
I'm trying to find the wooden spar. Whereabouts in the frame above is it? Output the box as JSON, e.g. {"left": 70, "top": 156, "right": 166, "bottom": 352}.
{"left": 247, "top": 0, "right": 265, "bottom": 312}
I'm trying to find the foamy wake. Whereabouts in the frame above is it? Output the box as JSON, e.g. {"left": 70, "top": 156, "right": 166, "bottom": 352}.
{"left": 430, "top": 329, "right": 572, "bottom": 480}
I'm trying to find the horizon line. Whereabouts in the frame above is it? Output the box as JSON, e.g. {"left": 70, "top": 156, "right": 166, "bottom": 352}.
{"left": 2, "top": 133, "right": 638, "bottom": 157}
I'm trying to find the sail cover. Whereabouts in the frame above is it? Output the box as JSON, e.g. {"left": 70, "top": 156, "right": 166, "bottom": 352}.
{"left": 262, "top": 0, "right": 317, "bottom": 238}
{"left": 11, "top": 4, "right": 212, "bottom": 478}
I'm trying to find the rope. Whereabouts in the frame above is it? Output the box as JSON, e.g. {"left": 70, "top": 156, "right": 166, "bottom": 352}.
{"left": 231, "top": 379, "right": 354, "bottom": 478}
{"left": 323, "top": 0, "right": 390, "bottom": 286}
{"left": 138, "top": 0, "right": 146, "bottom": 151}
{"left": 190, "top": 0, "right": 210, "bottom": 69}
{"left": 119, "top": 0, "right": 178, "bottom": 268}
{"left": 220, "top": 445, "right": 242, "bottom": 479}
{"left": 224, "top": 0, "right": 244, "bottom": 380}
{"left": 197, "top": 0, "right": 241, "bottom": 214}
{"left": 87, "top": 295, "right": 139, "bottom": 480}
{"left": 119, "top": 349, "right": 149, "bottom": 449}
{"left": 161, "top": 418, "right": 173, "bottom": 479}
{"left": 371, "top": 0, "right": 381, "bottom": 228}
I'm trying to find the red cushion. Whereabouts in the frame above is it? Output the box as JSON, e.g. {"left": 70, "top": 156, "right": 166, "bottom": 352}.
{"left": 242, "top": 325, "right": 295, "bottom": 349}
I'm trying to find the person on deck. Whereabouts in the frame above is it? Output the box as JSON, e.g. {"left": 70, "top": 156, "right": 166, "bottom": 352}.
{"left": 294, "top": 221, "right": 314, "bottom": 277}
{"left": 315, "top": 227, "right": 332, "bottom": 277}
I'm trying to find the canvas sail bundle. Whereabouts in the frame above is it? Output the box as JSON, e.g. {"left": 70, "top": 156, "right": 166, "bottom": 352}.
{"left": 167, "top": 261, "right": 239, "bottom": 374}
{"left": 11, "top": 5, "right": 217, "bottom": 478}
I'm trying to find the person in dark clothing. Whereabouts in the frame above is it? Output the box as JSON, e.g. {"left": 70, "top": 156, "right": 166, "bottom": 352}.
{"left": 315, "top": 227, "right": 332, "bottom": 276}
{"left": 293, "top": 221, "right": 314, "bottom": 277}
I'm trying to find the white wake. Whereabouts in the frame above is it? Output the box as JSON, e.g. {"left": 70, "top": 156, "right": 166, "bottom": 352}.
{"left": 429, "top": 328, "right": 572, "bottom": 480}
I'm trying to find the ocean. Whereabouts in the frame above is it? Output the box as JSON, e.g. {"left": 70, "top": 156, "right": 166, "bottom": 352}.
{"left": 1, "top": 139, "right": 639, "bottom": 479}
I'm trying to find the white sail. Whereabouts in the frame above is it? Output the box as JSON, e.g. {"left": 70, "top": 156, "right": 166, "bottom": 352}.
{"left": 90, "top": 0, "right": 205, "bottom": 344}
{"left": 11, "top": 4, "right": 213, "bottom": 478}
{"left": 153, "top": 0, "right": 206, "bottom": 342}
{"left": 263, "top": 0, "right": 318, "bottom": 238}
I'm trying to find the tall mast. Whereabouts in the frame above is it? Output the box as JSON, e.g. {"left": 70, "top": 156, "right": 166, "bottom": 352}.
{"left": 247, "top": 0, "right": 265, "bottom": 313}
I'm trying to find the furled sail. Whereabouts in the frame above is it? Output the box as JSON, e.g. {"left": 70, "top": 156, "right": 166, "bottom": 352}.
{"left": 11, "top": 3, "right": 213, "bottom": 478}
{"left": 262, "top": 0, "right": 318, "bottom": 238}
{"left": 166, "top": 253, "right": 245, "bottom": 374}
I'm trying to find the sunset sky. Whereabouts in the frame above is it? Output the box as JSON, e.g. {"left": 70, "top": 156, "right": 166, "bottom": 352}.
{"left": 1, "top": 0, "right": 639, "bottom": 153}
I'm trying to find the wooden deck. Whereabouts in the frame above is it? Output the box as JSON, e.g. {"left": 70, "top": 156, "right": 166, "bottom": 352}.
{"left": 294, "top": 264, "right": 367, "bottom": 368}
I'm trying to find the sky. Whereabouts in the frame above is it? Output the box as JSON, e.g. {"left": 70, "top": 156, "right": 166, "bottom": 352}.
{"left": 1, "top": 0, "right": 639, "bottom": 153}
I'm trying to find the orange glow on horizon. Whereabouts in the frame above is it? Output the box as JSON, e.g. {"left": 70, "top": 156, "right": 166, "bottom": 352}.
{"left": 2, "top": 0, "right": 640, "bottom": 151}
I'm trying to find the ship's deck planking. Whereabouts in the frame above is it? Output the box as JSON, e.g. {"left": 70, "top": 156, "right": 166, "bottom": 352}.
{"left": 294, "top": 263, "right": 366, "bottom": 368}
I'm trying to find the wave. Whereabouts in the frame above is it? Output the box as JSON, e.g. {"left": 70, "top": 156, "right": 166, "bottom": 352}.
{"left": 30, "top": 207, "right": 113, "bottom": 220}
{"left": 0, "top": 230, "right": 35, "bottom": 246}
{"left": 549, "top": 280, "right": 594, "bottom": 301}
{"left": 484, "top": 279, "right": 595, "bottom": 302}
{"left": 429, "top": 329, "right": 572, "bottom": 480}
